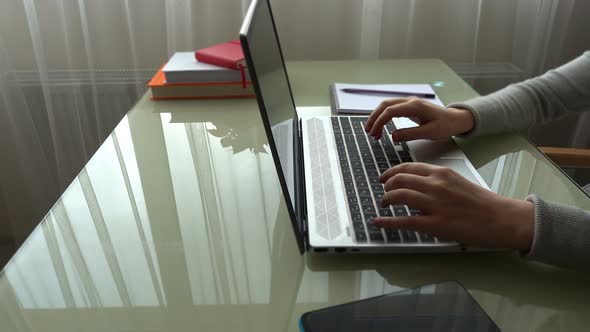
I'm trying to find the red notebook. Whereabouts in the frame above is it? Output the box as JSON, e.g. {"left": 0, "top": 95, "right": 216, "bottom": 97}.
{"left": 195, "top": 40, "right": 247, "bottom": 87}
{"left": 195, "top": 40, "right": 246, "bottom": 70}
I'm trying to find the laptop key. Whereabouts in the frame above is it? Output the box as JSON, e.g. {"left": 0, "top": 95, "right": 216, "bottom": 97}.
{"left": 366, "top": 170, "right": 379, "bottom": 177}
{"left": 349, "top": 154, "right": 361, "bottom": 162}
{"left": 359, "top": 196, "right": 372, "bottom": 205}
{"left": 371, "top": 184, "right": 384, "bottom": 193}
{"left": 409, "top": 208, "right": 421, "bottom": 216}
{"left": 385, "top": 229, "right": 402, "bottom": 243}
{"left": 398, "top": 151, "right": 413, "bottom": 163}
{"left": 373, "top": 192, "right": 384, "bottom": 202}
{"left": 358, "top": 189, "right": 371, "bottom": 197}
{"left": 418, "top": 232, "right": 435, "bottom": 243}
{"left": 351, "top": 212, "right": 363, "bottom": 222}
{"left": 368, "top": 177, "right": 380, "bottom": 185}
{"left": 393, "top": 205, "right": 408, "bottom": 216}
{"left": 363, "top": 213, "right": 377, "bottom": 223}
{"left": 356, "top": 181, "right": 369, "bottom": 189}
{"left": 401, "top": 156, "right": 413, "bottom": 163}
{"left": 386, "top": 152, "right": 400, "bottom": 164}
{"left": 364, "top": 164, "right": 378, "bottom": 173}
{"left": 369, "top": 231, "right": 384, "bottom": 242}
{"left": 378, "top": 208, "right": 393, "bottom": 217}
{"left": 366, "top": 222, "right": 381, "bottom": 232}
{"left": 355, "top": 231, "right": 367, "bottom": 243}
{"left": 367, "top": 223, "right": 386, "bottom": 241}
{"left": 377, "top": 161, "right": 389, "bottom": 168}
{"left": 373, "top": 149, "right": 386, "bottom": 158}
{"left": 346, "top": 187, "right": 356, "bottom": 197}
{"left": 362, "top": 154, "right": 375, "bottom": 163}
{"left": 362, "top": 204, "right": 376, "bottom": 213}
{"left": 352, "top": 222, "right": 365, "bottom": 232}
{"left": 401, "top": 230, "right": 418, "bottom": 243}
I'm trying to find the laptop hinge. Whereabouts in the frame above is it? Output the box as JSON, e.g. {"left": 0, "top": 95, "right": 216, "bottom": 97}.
{"left": 297, "top": 118, "right": 309, "bottom": 248}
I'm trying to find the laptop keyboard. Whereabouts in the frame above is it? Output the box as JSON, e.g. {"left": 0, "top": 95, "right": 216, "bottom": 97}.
{"left": 331, "top": 116, "right": 438, "bottom": 244}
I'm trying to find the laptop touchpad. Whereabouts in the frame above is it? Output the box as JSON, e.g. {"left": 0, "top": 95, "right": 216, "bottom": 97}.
{"left": 432, "top": 158, "right": 480, "bottom": 185}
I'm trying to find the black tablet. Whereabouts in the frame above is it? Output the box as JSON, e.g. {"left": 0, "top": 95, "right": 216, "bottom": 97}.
{"left": 299, "top": 281, "right": 500, "bottom": 332}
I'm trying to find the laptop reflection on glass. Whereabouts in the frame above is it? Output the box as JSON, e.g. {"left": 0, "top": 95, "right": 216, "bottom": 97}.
{"left": 239, "top": 0, "right": 489, "bottom": 254}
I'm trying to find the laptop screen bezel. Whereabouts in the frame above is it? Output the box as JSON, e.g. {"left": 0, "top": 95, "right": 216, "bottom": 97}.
{"left": 239, "top": 0, "right": 306, "bottom": 253}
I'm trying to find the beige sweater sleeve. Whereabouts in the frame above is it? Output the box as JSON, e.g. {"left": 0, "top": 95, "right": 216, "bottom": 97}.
{"left": 448, "top": 52, "right": 590, "bottom": 270}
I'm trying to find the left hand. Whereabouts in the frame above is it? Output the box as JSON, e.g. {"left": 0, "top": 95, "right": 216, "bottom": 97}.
{"left": 374, "top": 162, "right": 534, "bottom": 250}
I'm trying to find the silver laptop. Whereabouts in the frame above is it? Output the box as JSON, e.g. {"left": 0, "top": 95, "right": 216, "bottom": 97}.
{"left": 239, "top": 0, "right": 489, "bottom": 254}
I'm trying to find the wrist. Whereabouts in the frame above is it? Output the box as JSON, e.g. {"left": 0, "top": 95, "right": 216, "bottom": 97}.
{"left": 498, "top": 198, "right": 535, "bottom": 251}
{"left": 447, "top": 107, "right": 475, "bottom": 135}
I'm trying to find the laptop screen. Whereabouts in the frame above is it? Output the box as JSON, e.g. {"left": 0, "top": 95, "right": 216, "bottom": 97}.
{"left": 240, "top": 0, "right": 303, "bottom": 249}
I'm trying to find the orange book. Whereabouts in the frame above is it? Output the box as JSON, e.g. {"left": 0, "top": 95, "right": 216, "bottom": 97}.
{"left": 147, "top": 68, "right": 254, "bottom": 100}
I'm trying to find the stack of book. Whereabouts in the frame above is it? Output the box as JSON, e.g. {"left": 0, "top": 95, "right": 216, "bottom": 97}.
{"left": 148, "top": 40, "right": 254, "bottom": 100}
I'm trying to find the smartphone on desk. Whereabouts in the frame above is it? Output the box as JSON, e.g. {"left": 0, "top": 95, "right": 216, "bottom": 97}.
{"left": 299, "top": 281, "right": 500, "bottom": 332}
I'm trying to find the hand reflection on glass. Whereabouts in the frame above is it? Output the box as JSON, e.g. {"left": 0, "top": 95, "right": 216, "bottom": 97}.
{"left": 168, "top": 106, "right": 269, "bottom": 155}
{"left": 207, "top": 124, "right": 267, "bottom": 154}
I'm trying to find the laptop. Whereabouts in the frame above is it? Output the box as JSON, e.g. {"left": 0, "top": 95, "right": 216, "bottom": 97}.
{"left": 239, "top": 0, "right": 489, "bottom": 254}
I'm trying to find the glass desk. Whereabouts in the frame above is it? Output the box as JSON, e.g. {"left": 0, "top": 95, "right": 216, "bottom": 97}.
{"left": 1, "top": 60, "right": 589, "bottom": 332}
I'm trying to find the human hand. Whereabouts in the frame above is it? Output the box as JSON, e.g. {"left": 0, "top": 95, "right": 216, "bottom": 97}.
{"left": 373, "top": 162, "right": 534, "bottom": 251}
{"left": 364, "top": 97, "right": 475, "bottom": 141}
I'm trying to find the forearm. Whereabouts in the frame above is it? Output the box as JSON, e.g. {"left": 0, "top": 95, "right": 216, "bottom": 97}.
{"left": 524, "top": 195, "right": 590, "bottom": 270}
{"left": 449, "top": 51, "right": 590, "bottom": 138}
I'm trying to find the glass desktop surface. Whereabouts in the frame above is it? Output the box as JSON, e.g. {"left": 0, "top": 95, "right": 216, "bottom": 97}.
{"left": 1, "top": 60, "right": 589, "bottom": 332}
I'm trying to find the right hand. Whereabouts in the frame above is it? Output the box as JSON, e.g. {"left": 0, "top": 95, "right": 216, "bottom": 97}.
{"left": 374, "top": 162, "right": 534, "bottom": 251}
{"left": 364, "top": 97, "right": 475, "bottom": 142}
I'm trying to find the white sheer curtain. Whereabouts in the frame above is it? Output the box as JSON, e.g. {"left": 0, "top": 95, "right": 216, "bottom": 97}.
{"left": 1, "top": 0, "right": 589, "bottom": 258}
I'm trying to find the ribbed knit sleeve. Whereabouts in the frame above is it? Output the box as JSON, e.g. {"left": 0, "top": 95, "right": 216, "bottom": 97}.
{"left": 525, "top": 195, "right": 590, "bottom": 269}
{"left": 447, "top": 52, "right": 590, "bottom": 269}
{"left": 449, "top": 51, "right": 590, "bottom": 138}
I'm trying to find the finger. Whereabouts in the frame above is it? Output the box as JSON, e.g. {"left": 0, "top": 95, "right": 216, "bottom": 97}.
{"left": 392, "top": 122, "right": 438, "bottom": 142}
{"left": 372, "top": 215, "right": 431, "bottom": 232}
{"left": 369, "top": 100, "right": 427, "bottom": 139}
{"left": 365, "top": 98, "right": 409, "bottom": 132}
{"left": 383, "top": 173, "right": 433, "bottom": 192}
{"left": 379, "top": 162, "right": 438, "bottom": 183}
{"left": 380, "top": 188, "right": 431, "bottom": 210}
